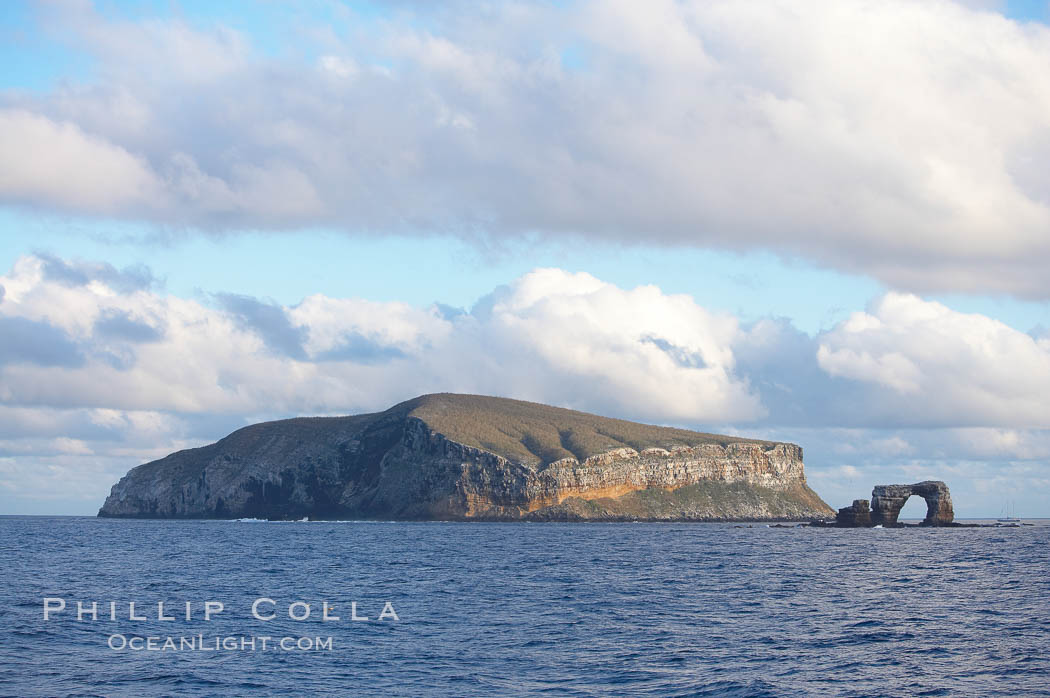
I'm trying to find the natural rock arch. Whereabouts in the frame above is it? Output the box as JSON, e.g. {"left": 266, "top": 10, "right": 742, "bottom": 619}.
{"left": 870, "top": 481, "right": 953, "bottom": 526}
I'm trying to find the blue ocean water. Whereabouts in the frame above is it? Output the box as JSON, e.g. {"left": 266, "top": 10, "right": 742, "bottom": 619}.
{"left": 1, "top": 517, "right": 1048, "bottom": 697}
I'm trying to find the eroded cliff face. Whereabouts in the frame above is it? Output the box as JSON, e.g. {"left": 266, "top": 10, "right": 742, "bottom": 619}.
{"left": 366, "top": 417, "right": 823, "bottom": 519}
{"left": 99, "top": 395, "right": 833, "bottom": 521}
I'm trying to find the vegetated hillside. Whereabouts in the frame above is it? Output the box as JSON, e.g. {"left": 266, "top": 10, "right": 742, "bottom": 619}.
{"left": 403, "top": 393, "right": 778, "bottom": 467}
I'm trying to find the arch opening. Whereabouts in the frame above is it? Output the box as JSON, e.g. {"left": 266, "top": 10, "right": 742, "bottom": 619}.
{"left": 870, "top": 481, "right": 954, "bottom": 526}
{"left": 898, "top": 495, "right": 930, "bottom": 522}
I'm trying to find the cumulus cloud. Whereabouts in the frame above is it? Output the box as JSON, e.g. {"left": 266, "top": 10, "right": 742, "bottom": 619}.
{"left": 3, "top": 253, "right": 1050, "bottom": 513}
{"left": 817, "top": 293, "right": 1050, "bottom": 427}
{"left": 5, "top": 253, "right": 1050, "bottom": 428}
{"left": 0, "top": 256, "right": 762, "bottom": 423}
{"left": 5, "top": 1, "right": 1050, "bottom": 295}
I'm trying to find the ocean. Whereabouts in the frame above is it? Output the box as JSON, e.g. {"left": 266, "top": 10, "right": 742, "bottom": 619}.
{"left": 2, "top": 516, "right": 1048, "bottom": 697}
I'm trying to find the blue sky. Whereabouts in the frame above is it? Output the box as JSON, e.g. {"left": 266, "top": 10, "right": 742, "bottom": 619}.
{"left": 1005, "top": 0, "right": 1050, "bottom": 21}
{"left": 2, "top": 0, "right": 1050, "bottom": 517}
{"left": 0, "top": 210, "right": 891, "bottom": 333}
{"left": 3, "top": 211, "right": 1049, "bottom": 337}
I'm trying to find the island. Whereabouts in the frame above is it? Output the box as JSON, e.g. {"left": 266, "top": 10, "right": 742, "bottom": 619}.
{"left": 829, "top": 481, "right": 955, "bottom": 526}
{"left": 98, "top": 393, "right": 834, "bottom": 521}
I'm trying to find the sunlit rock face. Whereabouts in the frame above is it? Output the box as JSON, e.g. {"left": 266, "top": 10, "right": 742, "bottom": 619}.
{"left": 871, "top": 481, "right": 954, "bottom": 526}
{"left": 98, "top": 394, "right": 833, "bottom": 521}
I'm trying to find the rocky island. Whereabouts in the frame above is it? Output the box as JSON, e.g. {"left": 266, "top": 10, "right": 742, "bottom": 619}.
{"left": 830, "top": 481, "right": 955, "bottom": 527}
{"left": 98, "top": 394, "right": 833, "bottom": 521}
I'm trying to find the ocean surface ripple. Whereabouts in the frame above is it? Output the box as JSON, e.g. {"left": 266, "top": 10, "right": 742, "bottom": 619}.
{"left": 1, "top": 517, "right": 1048, "bottom": 697}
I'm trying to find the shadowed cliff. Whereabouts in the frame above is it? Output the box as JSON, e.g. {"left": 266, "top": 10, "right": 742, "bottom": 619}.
{"left": 98, "top": 393, "right": 833, "bottom": 521}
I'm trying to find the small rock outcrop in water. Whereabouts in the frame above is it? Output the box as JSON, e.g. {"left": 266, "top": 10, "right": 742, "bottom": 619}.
{"left": 98, "top": 394, "right": 833, "bottom": 521}
{"left": 831, "top": 481, "right": 954, "bottom": 527}
{"left": 835, "top": 499, "right": 872, "bottom": 527}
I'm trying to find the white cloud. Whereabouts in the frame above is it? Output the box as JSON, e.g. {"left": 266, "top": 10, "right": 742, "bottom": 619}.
{"left": 459, "top": 269, "right": 762, "bottom": 422}
{"left": 318, "top": 55, "right": 359, "bottom": 80}
{"left": 6, "top": 1, "right": 1050, "bottom": 294}
{"left": 6, "top": 254, "right": 1050, "bottom": 430}
{"left": 0, "top": 256, "right": 762, "bottom": 423}
{"left": 0, "top": 109, "right": 164, "bottom": 214}
{"left": 3, "top": 254, "right": 1050, "bottom": 513}
{"left": 817, "top": 293, "right": 1050, "bottom": 427}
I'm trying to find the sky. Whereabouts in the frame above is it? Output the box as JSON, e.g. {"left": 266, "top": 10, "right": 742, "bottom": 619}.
{"left": 2, "top": 0, "right": 1050, "bottom": 518}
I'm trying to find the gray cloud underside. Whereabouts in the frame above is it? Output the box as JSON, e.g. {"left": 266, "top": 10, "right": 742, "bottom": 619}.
{"left": 0, "top": 315, "right": 83, "bottom": 367}
{"left": 4, "top": 254, "right": 1050, "bottom": 425}
{"left": 217, "top": 293, "right": 308, "bottom": 361}
{"left": 38, "top": 253, "right": 157, "bottom": 293}
{"left": 3, "top": 253, "right": 1050, "bottom": 513}
{"left": 93, "top": 309, "right": 164, "bottom": 343}
{"left": 4, "top": 1, "right": 1050, "bottom": 296}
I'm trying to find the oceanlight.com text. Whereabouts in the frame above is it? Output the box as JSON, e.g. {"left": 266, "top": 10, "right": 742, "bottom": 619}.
{"left": 107, "top": 634, "right": 334, "bottom": 652}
